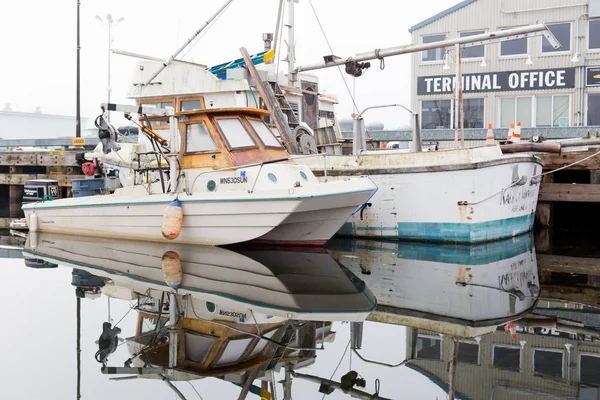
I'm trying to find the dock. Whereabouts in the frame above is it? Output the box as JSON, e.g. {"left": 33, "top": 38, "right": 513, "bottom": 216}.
{"left": 0, "top": 150, "right": 86, "bottom": 223}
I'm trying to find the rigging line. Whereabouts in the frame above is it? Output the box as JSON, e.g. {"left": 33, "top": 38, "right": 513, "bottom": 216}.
{"left": 321, "top": 339, "right": 351, "bottom": 400}
{"left": 352, "top": 349, "right": 409, "bottom": 368}
{"left": 187, "top": 381, "right": 204, "bottom": 400}
{"left": 114, "top": 303, "right": 136, "bottom": 328}
{"left": 180, "top": 1, "right": 234, "bottom": 60}
{"left": 275, "top": 0, "right": 286, "bottom": 80}
{"left": 307, "top": 0, "right": 359, "bottom": 115}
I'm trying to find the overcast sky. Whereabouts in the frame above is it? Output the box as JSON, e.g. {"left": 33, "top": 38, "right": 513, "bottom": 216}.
{"left": 0, "top": 0, "right": 458, "bottom": 130}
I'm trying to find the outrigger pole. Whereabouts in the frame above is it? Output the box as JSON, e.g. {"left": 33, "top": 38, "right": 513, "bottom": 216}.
{"left": 143, "top": 0, "right": 236, "bottom": 85}
{"left": 293, "top": 24, "right": 560, "bottom": 74}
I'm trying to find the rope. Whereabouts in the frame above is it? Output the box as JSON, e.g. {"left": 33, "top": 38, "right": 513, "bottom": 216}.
{"left": 534, "top": 148, "right": 600, "bottom": 177}
{"left": 467, "top": 148, "right": 600, "bottom": 206}
{"left": 187, "top": 382, "right": 204, "bottom": 400}
{"left": 352, "top": 349, "right": 409, "bottom": 368}
{"left": 307, "top": 0, "right": 360, "bottom": 114}
{"left": 374, "top": 49, "right": 385, "bottom": 70}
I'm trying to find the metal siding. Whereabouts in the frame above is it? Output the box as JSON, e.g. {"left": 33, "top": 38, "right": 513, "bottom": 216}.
{"left": 411, "top": 0, "right": 595, "bottom": 129}
{"left": 407, "top": 328, "right": 600, "bottom": 399}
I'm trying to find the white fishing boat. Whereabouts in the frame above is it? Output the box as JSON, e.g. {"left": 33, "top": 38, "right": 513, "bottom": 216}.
{"left": 327, "top": 233, "right": 539, "bottom": 337}
{"left": 297, "top": 142, "right": 543, "bottom": 243}
{"left": 23, "top": 233, "right": 367, "bottom": 394}
{"left": 21, "top": 101, "right": 375, "bottom": 246}
{"left": 288, "top": 24, "right": 561, "bottom": 244}
{"left": 23, "top": 232, "right": 376, "bottom": 321}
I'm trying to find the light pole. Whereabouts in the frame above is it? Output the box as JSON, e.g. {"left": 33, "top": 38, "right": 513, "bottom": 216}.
{"left": 95, "top": 13, "right": 124, "bottom": 123}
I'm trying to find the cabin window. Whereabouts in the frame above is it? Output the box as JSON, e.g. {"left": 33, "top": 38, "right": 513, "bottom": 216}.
{"left": 542, "top": 23, "right": 570, "bottom": 53}
{"left": 216, "top": 118, "right": 256, "bottom": 149}
{"left": 216, "top": 338, "right": 253, "bottom": 366}
{"left": 180, "top": 100, "right": 203, "bottom": 112}
{"left": 140, "top": 101, "right": 174, "bottom": 128}
{"left": 141, "top": 101, "right": 175, "bottom": 112}
{"left": 248, "top": 329, "right": 277, "bottom": 358}
{"left": 416, "top": 336, "right": 441, "bottom": 360}
{"left": 533, "top": 349, "right": 563, "bottom": 377}
{"left": 140, "top": 317, "right": 167, "bottom": 334}
{"left": 186, "top": 123, "right": 219, "bottom": 153}
{"left": 493, "top": 345, "right": 520, "bottom": 372}
{"left": 185, "top": 333, "right": 216, "bottom": 363}
{"left": 248, "top": 119, "right": 282, "bottom": 147}
{"left": 459, "top": 30, "right": 485, "bottom": 58}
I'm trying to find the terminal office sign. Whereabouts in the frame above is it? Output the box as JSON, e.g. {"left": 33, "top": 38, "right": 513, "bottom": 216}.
{"left": 417, "top": 68, "right": 575, "bottom": 95}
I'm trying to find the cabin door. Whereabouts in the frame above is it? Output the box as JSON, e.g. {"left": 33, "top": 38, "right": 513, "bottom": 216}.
{"left": 301, "top": 81, "right": 319, "bottom": 131}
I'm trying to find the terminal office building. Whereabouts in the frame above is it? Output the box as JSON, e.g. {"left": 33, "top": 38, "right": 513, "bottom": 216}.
{"left": 410, "top": 0, "right": 600, "bottom": 134}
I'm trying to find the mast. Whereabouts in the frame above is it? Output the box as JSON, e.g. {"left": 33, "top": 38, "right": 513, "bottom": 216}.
{"left": 75, "top": 0, "right": 81, "bottom": 138}
{"left": 143, "top": 0, "right": 236, "bottom": 85}
{"left": 286, "top": 0, "right": 296, "bottom": 86}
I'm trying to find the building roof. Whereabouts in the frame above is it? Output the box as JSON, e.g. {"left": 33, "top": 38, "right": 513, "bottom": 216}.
{"left": 408, "top": 0, "right": 476, "bottom": 33}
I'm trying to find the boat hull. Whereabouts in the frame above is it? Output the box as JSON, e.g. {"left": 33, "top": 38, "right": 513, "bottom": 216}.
{"left": 297, "top": 147, "right": 542, "bottom": 244}
{"left": 22, "top": 179, "right": 376, "bottom": 246}
{"left": 327, "top": 234, "right": 539, "bottom": 337}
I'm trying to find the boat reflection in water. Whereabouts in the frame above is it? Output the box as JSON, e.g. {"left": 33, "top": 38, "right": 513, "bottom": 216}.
{"left": 23, "top": 232, "right": 376, "bottom": 398}
{"left": 327, "top": 233, "right": 539, "bottom": 338}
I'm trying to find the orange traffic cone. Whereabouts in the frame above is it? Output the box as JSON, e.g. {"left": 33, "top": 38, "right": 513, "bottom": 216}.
{"left": 486, "top": 123, "right": 495, "bottom": 146}
{"left": 513, "top": 122, "right": 521, "bottom": 143}
{"left": 507, "top": 124, "right": 514, "bottom": 142}
{"left": 505, "top": 323, "right": 517, "bottom": 339}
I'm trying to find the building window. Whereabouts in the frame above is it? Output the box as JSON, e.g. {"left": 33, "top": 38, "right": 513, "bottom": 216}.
{"left": 589, "top": 20, "right": 600, "bottom": 50}
{"left": 421, "top": 100, "right": 451, "bottom": 129}
{"left": 542, "top": 23, "right": 570, "bottom": 53}
{"left": 500, "top": 29, "right": 527, "bottom": 56}
{"left": 416, "top": 336, "right": 441, "bottom": 360}
{"left": 460, "top": 30, "right": 485, "bottom": 58}
{"left": 493, "top": 346, "right": 520, "bottom": 372}
{"left": 534, "top": 350, "right": 563, "bottom": 377}
{"left": 422, "top": 34, "right": 446, "bottom": 62}
{"left": 536, "top": 95, "right": 569, "bottom": 127}
{"left": 462, "top": 98, "right": 484, "bottom": 128}
{"left": 186, "top": 123, "right": 218, "bottom": 153}
{"left": 420, "top": 99, "right": 484, "bottom": 129}
{"left": 588, "top": 93, "right": 600, "bottom": 125}
{"left": 499, "top": 96, "right": 533, "bottom": 128}
{"left": 458, "top": 342, "right": 479, "bottom": 364}
{"left": 581, "top": 355, "right": 600, "bottom": 386}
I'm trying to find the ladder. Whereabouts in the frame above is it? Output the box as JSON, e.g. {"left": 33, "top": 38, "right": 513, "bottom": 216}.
{"left": 269, "top": 81, "right": 299, "bottom": 129}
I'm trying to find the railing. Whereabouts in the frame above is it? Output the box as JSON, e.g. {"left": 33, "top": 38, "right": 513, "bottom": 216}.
{"left": 341, "top": 126, "right": 600, "bottom": 143}
{"left": 187, "top": 154, "right": 330, "bottom": 194}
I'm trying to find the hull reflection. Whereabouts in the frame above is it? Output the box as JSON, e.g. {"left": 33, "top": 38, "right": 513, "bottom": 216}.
{"left": 327, "top": 233, "right": 539, "bottom": 337}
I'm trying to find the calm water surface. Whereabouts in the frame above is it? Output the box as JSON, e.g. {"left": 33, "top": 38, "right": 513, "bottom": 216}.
{"left": 0, "top": 230, "right": 598, "bottom": 399}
